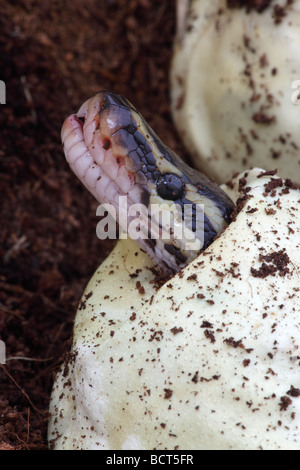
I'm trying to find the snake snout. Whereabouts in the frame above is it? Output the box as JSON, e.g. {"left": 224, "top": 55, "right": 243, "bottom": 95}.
{"left": 76, "top": 96, "right": 94, "bottom": 121}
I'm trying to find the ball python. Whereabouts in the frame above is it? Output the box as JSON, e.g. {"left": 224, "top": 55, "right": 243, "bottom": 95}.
{"left": 62, "top": 90, "right": 234, "bottom": 274}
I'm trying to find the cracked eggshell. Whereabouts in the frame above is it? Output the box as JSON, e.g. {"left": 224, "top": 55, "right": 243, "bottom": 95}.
{"left": 48, "top": 168, "right": 300, "bottom": 450}
{"left": 170, "top": 0, "right": 300, "bottom": 183}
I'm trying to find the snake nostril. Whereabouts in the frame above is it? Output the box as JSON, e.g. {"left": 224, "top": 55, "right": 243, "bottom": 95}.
{"left": 103, "top": 138, "right": 111, "bottom": 150}
{"left": 75, "top": 115, "right": 85, "bottom": 129}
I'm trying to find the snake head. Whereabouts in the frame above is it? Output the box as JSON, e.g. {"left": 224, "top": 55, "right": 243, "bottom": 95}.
{"left": 62, "top": 91, "right": 234, "bottom": 273}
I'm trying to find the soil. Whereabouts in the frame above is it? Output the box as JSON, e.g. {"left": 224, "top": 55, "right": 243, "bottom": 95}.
{"left": 0, "top": 0, "right": 186, "bottom": 450}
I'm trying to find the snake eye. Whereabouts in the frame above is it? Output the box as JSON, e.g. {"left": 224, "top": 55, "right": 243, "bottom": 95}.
{"left": 156, "top": 173, "right": 185, "bottom": 201}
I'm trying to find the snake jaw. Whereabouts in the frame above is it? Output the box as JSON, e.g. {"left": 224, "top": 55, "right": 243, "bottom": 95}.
{"left": 61, "top": 114, "right": 90, "bottom": 171}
